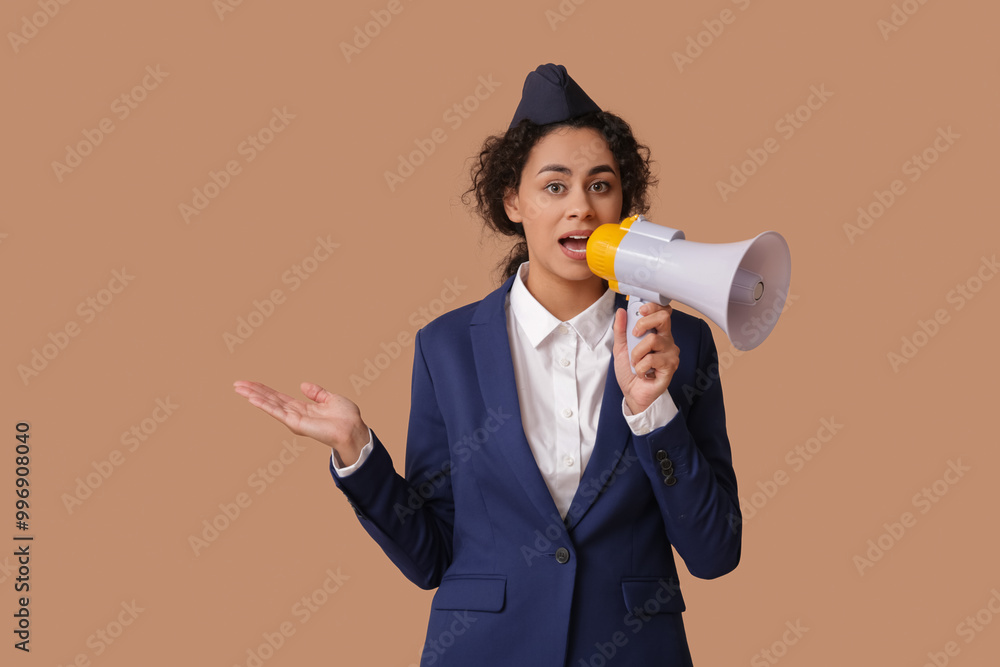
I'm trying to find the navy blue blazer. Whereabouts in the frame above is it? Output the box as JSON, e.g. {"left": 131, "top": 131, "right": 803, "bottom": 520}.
{"left": 331, "top": 273, "right": 741, "bottom": 666}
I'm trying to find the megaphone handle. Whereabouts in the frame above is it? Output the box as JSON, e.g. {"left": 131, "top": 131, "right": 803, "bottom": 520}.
{"left": 625, "top": 296, "right": 654, "bottom": 377}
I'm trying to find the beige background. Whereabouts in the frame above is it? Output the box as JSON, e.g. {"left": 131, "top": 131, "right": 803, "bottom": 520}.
{"left": 3, "top": 0, "right": 999, "bottom": 665}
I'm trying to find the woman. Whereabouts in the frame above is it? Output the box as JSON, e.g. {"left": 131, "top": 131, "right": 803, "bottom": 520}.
{"left": 234, "top": 64, "right": 740, "bottom": 666}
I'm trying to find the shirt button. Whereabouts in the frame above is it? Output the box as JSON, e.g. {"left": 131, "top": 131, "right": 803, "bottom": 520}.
{"left": 561, "top": 408, "right": 573, "bottom": 419}
{"left": 559, "top": 358, "right": 571, "bottom": 367}
{"left": 557, "top": 324, "right": 569, "bottom": 335}
{"left": 563, "top": 455, "right": 575, "bottom": 467}
{"left": 555, "top": 547, "right": 570, "bottom": 564}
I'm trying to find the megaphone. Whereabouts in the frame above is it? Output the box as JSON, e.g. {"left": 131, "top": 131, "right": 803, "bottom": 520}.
{"left": 586, "top": 214, "right": 791, "bottom": 374}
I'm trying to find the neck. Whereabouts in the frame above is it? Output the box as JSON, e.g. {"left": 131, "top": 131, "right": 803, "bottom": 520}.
{"left": 524, "top": 267, "right": 607, "bottom": 322}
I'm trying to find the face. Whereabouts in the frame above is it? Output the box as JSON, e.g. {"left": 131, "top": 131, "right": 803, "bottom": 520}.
{"left": 503, "top": 126, "right": 623, "bottom": 292}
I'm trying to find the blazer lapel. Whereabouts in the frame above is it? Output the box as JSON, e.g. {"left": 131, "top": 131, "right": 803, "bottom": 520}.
{"left": 564, "top": 291, "right": 631, "bottom": 530}
{"left": 469, "top": 283, "right": 632, "bottom": 530}
{"left": 469, "top": 275, "right": 564, "bottom": 526}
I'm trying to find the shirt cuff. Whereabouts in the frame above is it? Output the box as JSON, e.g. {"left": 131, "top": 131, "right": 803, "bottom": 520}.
{"left": 622, "top": 393, "right": 679, "bottom": 436}
{"left": 330, "top": 428, "right": 374, "bottom": 477}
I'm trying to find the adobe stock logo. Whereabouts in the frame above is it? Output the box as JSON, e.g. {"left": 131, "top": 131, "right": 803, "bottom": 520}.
{"left": 213, "top": 0, "right": 248, "bottom": 21}
{"left": 17, "top": 267, "right": 135, "bottom": 386}
{"left": 51, "top": 66, "right": 169, "bottom": 183}
{"left": 730, "top": 417, "right": 843, "bottom": 533}
{"left": 843, "top": 126, "right": 959, "bottom": 245}
{"left": 750, "top": 620, "right": 809, "bottom": 667}
{"left": 393, "top": 407, "right": 512, "bottom": 524}
{"left": 223, "top": 235, "right": 340, "bottom": 353}
{"left": 671, "top": 0, "right": 755, "bottom": 73}
{"left": 716, "top": 85, "right": 834, "bottom": 202}
{"left": 544, "top": 0, "right": 589, "bottom": 31}
{"left": 383, "top": 75, "right": 501, "bottom": 192}
{"left": 920, "top": 587, "right": 1000, "bottom": 667}
{"left": 62, "top": 397, "right": 179, "bottom": 514}
{"left": 54, "top": 600, "right": 145, "bottom": 665}
{"left": 886, "top": 254, "right": 996, "bottom": 373}
{"left": 350, "top": 277, "right": 468, "bottom": 394}
{"left": 877, "top": 0, "right": 934, "bottom": 41}
{"left": 188, "top": 437, "right": 308, "bottom": 556}
{"left": 7, "top": 0, "right": 75, "bottom": 54}
{"left": 231, "top": 566, "right": 349, "bottom": 667}
{"left": 853, "top": 459, "right": 971, "bottom": 576}
{"left": 339, "top": 0, "right": 416, "bottom": 63}
{"left": 179, "top": 107, "right": 296, "bottom": 224}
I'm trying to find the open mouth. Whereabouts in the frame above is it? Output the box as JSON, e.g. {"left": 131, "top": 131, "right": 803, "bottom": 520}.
{"left": 559, "top": 232, "right": 591, "bottom": 257}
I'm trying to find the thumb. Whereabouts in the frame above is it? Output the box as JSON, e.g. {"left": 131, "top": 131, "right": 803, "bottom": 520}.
{"left": 300, "top": 381, "right": 332, "bottom": 404}
{"left": 612, "top": 307, "right": 628, "bottom": 353}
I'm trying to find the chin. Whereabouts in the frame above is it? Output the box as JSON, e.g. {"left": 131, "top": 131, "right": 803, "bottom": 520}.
{"left": 564, "top": 265, "right": 602, "bottom": 283}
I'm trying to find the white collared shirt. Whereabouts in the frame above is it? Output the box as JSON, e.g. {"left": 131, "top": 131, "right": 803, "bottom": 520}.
{"left": 333, "top": 262, "right": 679, "bottom": 518}
{"left": 505, "top": 262, "right": 677, "bottom": 517}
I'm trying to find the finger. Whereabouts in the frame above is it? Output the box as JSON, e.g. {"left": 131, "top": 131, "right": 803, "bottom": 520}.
{"left": 632, "top": 339, "right": 680, "bottom": 373}
{"left": 630, "top": 331, "right": 674, "bottom": 363}
{"left": 632, "top": 354, "right": 661, "bottom": 379}
{"left": 245, "top": 392, "right": 297, "bottom": 424}
{"left": 234, "top": 384, "right": 302, "bottom": 419}
{"left": 300, "top": 381, "right": 332, "bottom": 404}
{"left": 641, "top": 301, "right": 672, "bottom": 313}
{"left": 233, "top": 382, "right": 270, "bottom": 402}
{"left": 634, "top": 348, "right": 680, "bottom": 378}
{"left": 233, "top": 380, "right": 264, "bottom": 398}
{"left": 234, "top": 379, "right": 270, "bottom": 390}
{"left": 632, "top": 307, "right": 671, "bottom": 337}
{"left": 234, "top": 380, "right": 278, "bottom": 398}
{"left": 632, "top": 306, "right": 673, "bottom": 338}
{"left": 240, "top": 381, "right": 299, "bottom": 407}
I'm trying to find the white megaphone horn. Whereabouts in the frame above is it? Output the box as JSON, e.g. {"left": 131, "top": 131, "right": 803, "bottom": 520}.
{"left": 586, "top": 214, "right": 791, "bottom": 374}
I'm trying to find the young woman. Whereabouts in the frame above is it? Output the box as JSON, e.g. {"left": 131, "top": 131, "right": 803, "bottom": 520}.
{"left": 234, "top": 64, "right": 740, "bottom": 666}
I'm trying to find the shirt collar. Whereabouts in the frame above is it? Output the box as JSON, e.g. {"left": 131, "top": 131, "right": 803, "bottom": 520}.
{"left": 508, "top": 261, "right": 615, "bottom": 350}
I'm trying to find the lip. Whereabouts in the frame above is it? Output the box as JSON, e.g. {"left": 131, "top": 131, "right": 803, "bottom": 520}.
{"left": 558, "top": 229, "right": 595, "bottom": 241}
{"left": 558, "top": 229, "right": 594, "bottom": 261}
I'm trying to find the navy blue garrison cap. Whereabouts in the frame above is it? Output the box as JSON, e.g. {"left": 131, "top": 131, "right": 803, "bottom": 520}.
{"left": 508, "top": 64, "right": 601, "bottom": 129}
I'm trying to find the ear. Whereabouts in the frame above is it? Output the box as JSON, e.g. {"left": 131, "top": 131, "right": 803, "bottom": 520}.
{"left": 503, "top": 187, "right": 523, "bottom": 223}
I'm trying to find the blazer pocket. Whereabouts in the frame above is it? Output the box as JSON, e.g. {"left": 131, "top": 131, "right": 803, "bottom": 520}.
{"left": 432, "top": 574, "right": 507, "bottom": 613}
{"left": 621, "top": 577, "right": 686, "bottom": 615}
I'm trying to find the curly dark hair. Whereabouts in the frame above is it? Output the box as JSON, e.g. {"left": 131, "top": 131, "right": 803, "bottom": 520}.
{"left": 463, "top": 110, "right": 657, "bottom": 283}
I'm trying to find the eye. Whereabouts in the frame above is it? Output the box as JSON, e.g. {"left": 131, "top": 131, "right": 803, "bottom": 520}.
{"left": 590, "top": 180, "right": 610, "bottom": 193}
{"left": 545, "top": 182, "right": 565, "bottom": 194}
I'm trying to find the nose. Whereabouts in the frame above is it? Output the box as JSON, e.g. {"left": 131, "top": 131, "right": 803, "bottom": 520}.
{"left": 566, "top": 186, "right": 595, "bottom": 220}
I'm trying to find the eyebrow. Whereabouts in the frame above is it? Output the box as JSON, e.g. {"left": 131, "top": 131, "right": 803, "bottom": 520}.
{"left": 536, "top": 164, "right": 618, "bottom": 177}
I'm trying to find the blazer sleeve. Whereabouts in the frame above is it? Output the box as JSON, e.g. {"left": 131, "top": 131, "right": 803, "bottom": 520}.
{"left": 634, "top": 317, "right": 742, "bottom": 579}
{"left": 329, "top": 328, "right": 455, "bottom": 590}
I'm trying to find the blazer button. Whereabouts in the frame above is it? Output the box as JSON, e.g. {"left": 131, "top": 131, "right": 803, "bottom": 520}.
{"left": 555, "top": 547, "right": 570, "bottom": 564}
{"left": 655, "top": 449, "right": 669, "bottom": 462}
{"left": 664, "top": 475, "right": 677, "bottom": 486}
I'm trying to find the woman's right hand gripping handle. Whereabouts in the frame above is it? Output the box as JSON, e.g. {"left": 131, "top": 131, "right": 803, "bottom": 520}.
{"left": 233, "top": 380, "right": 370, "bottom": 465}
